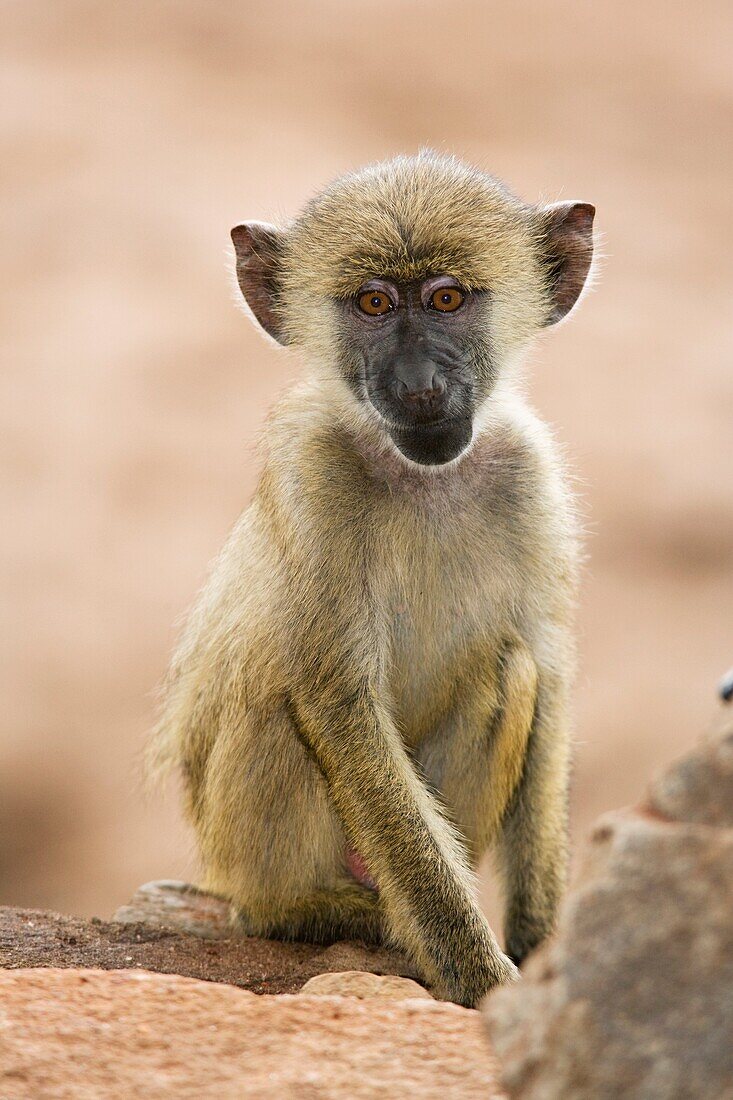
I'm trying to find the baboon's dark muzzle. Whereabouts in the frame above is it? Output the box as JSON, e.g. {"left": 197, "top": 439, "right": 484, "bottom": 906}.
{"left": 360, "top": 320, "right": 476, "bottom": 466}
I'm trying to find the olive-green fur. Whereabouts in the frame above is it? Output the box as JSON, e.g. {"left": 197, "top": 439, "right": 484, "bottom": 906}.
{"left": 151, "top": 153, "right": 586, "bottom": 1007}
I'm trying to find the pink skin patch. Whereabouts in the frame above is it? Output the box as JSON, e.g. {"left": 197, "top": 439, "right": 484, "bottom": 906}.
{"left": 346, "top": 848, "right": 378, "bottom": 891}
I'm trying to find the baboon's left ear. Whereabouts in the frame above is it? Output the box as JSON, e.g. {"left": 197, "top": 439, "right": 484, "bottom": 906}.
{"left": 540, "top": 202, "right": 595, "bottom": 325}
{"left": 231, "top": 221, "right": 289, "bottom": 345}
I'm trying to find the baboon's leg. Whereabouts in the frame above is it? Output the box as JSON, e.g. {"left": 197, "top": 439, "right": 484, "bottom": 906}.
{"left": 416, "top": 639, "right": 538, "bottom": 865}
{"left": 236, "top": 882, "right": 382, "bottom": 944}
{"left": 418, "top": 641, "right": 567, "bottom": 964}
{"left": 197, "top": 705, "right": 383, "bottom": 944}
{"left": 498, "top": 671, "right": 570, "bottom": 965}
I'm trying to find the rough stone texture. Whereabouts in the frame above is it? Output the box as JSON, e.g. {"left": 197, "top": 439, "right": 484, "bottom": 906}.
{"left": 0, "top": 968, "right": 505, "bottom": 1099}
{"left": 300, "top": 970, "right": 433, "bottom": 1000}
{"left": 0, "top": 905, "right": 416, "bottom": 996}
{"left": 484, "top": 715, "right": 733, "bottom": 1100}
{"left": 646, "top": 714, "right": 733, "bottom": 828}
{"left": 113, "top": 879, "right": 232, "bottom": 937}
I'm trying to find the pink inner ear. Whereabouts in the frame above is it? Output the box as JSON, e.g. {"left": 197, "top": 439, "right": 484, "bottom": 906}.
{"left": 565, "top": 203, "right": 595, "bottom": 232}
{"left": 544, "top": 201, "right": 595, "bottom": 325}
{"left": 230, "top": 222, "right": 287, "bottom": 344}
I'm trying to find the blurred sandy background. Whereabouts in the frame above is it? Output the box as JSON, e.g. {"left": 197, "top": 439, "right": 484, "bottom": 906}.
{"left": 1, "top": 0, "right": 731, "bottom": 923}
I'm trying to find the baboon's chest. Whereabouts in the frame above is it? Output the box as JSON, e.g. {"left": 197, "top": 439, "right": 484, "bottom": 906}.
{"left": 381, "top": 540, "right": 512, "bottom": 748}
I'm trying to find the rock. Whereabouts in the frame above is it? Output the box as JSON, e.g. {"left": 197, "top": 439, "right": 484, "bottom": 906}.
{"left": 113, "top": 879, "right": 232, "bottom": 937}
{"left": 306, "top": 939, "right": 415, "bottom": 978}
{"left": 0, "top": 904, "right": 417, "bottom": 995}
{"left": 300, "top": 970, "right": 433, "bottom": 1000}
{"left": 646, "top": 716, "right": 733, "bottom": 828}
{"left": 0, "top": 967, "right": 505, "bottom": 1099}
{"left": 483, "top": 716, "right": 733, "bottom": 1100}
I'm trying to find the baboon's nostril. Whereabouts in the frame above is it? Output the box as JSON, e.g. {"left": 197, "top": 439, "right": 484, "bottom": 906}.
{"left": 397, "top": 375, "right": 446, "bottom": 408}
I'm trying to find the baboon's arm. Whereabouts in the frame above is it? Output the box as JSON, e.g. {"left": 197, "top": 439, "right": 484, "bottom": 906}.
{"left": 291, "top": 673, "right": 516, "bottom": 1006}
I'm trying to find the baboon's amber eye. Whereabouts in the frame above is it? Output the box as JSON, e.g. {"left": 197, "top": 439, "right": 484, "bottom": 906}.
{"left": 358, "top": 290, "right": 393, "bottom": 316}
{"left": 430, "top": 287, "right": 465, "bottom": 312}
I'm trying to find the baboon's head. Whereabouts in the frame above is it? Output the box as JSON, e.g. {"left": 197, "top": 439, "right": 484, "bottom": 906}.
{"left": 232, "top": 153, "right": 594, "bottom": 467}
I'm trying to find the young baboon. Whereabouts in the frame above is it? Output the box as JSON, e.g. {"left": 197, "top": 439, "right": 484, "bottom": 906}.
{"left": 152, "top": 152, "right": 594, "bottom": 1007}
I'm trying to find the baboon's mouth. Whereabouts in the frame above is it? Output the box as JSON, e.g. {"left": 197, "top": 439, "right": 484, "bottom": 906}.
{"left": 387, "top": 416, "right": 473, "bottom": 467}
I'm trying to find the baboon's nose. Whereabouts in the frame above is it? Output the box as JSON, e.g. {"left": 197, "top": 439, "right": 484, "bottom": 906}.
{"left": 395, "top": 373, "right": 447, "bottom": 415}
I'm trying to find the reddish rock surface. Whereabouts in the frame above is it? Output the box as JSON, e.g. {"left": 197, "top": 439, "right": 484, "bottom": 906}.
{"left": 483, "top": 715, "right": 733, "bottom": 1100}
{"left": 0, "top": 968, "right": 505, "bottom": 1099}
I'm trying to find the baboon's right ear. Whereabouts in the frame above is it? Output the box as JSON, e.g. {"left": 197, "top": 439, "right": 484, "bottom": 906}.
{"left": 231, "top": 222, "right": 289, "bottom": 345}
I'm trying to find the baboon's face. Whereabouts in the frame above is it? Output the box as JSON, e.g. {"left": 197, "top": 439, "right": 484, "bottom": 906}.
{"left": 230, "top": 155, "right": 594, "bottom": 470}
{"left": 339, "top": 276, "right": 487, "bottom": 466}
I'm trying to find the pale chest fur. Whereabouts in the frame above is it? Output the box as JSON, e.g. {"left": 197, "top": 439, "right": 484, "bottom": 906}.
{"left": 372, "top": 490, "right": 524, "bottom": 748}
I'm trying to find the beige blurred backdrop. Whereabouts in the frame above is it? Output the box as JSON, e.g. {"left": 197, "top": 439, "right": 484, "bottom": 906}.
{"left": 1, "top": 1, "right": 731, "bottom": 924}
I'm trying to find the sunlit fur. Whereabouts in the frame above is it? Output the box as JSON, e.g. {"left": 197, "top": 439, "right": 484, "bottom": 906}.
{"left": 151, "top": 153, "right": 590, "bottom": 1007}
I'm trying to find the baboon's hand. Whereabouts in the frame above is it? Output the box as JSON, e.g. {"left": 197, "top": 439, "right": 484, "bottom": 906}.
{"left": 435, "top": 937, "right": 519, "bottom": 1008}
